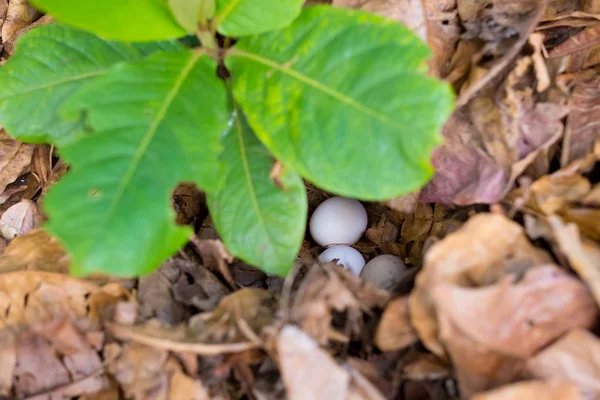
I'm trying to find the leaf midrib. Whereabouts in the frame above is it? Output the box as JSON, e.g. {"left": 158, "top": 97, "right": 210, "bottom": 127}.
{"left": 228, "top": 48, "right": 397, "bottom": 128}
{"left": 103, "top": 52, "right": 203, "bottom": 233}
{"left": 214, "top": 0, "right": 242, "bottom": 29}
{"left": 0, "top": 71, "right": 104, "bottom": 100}
{"left": 233, "top": 107, "right": 276, "bottom": 255}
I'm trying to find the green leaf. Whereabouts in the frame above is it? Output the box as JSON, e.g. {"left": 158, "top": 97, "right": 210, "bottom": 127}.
{"left": 207, "top": 107, "right": 307, "bottom": 276}
{"left": 213, "top": 0, "right": 303, "bottom": 37}
{"left": 45, "top": 50, "right": 228, "bottom": 276}
{"left": 226, "top": 6, "right": 454, "bottom": 200}
{"left": 168, "top": 0, "right": 203, "bottom": 31}
{"left": 0, "top": 24, "right": 183, "bottom": 145}
{"left": 29, "top": 0, "right": 187, "bottom": 41}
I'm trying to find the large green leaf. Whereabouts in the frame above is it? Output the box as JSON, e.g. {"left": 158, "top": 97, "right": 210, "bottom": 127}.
{"left": 208, "top": 106, "right": 307, "bottom": 276}
{"left": 213, "top": 0, "right": 303, "bottom": 36}
{"left": 45, "top": 50, "right": 228, "bottom": 276}
{"left": 0, "top": 24, "right": 182, "bottom": 146}
{"left": 30, "top": 0, "right": 187, "bottom": 41}
{"left": 226, "top": 6, "right": 454, "bottom": 200}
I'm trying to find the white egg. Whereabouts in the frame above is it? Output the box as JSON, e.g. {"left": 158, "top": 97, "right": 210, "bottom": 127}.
{"left": 309, "top": 196, "right": 368, "bottom": 246}
{"left": 360, "top": 254, "right": 407, "bottom": 290}
{"left": 318, "top": 245, "right": 366, "bottom": 276}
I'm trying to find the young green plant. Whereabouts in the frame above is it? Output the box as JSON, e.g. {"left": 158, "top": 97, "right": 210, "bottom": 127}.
{"left": 0, "top": 0, "right": 454, "bottom": 277}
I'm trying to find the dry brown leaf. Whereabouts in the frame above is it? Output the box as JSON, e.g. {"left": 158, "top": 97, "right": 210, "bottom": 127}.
{"left": 561, "top": 67, "right": 600, "bottom": 165}
{"left": 277, "top": 325, "right": 350, "bottom": 400}
{"left": 527, "top": 329, "right": 600, "bottom": 399}
{"left": 0, "top": 199, "right": 40, "bottom": 239}
{"left": 454, "top": 0, "right": 546, "bottom": 107}
{"left": 549, "top": 216, "right": 600, "bottom": 307}
{"left": 409, "top": 212, "right": 597, "bottom": 396}
{"left": 0, "top": 229, "right": 69, "bottom": 274}
{"left": 434, "top": 265, "right": 596, "bottom": 396}
{"left": 290, "top": 263, "right": 389, "bottom": 344}
{"left": 374, "top": 296, "right": 417, "bottom": 351}
{"left": 191, "top": 238, "right": 236, "bottom": 289}
{"left": 105, "top": 342, "right": 210, "bottom": 400}
{"left": 172, "top": 183, "right": 205, "bottom": 226}
{"left": 0, "top": 130, "right": 34, "bottom": 196}
{"left": 471, "top": 380, "right": 583, "bottom": 400}
{"left": 138, "top": 258, "right": 229, "bottom": 324}
{"left": 1, "top": 0, "right": 38, "bottom": 44}
{"left": 409, "top": 213, "right": 553, "bottom": 358}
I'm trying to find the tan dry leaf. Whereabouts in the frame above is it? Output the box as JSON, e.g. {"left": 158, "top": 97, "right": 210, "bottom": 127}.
{"left": 374, "top": 296, "right": 417, "bottom": 351}
{"left": 527, "top": 329, "right": 600, "bottom": 399}
{"left": 434, "top": 265, "right": 596, "bottom": 396}
{"left": 191, "top": 238, "right": 236, "bottom": 289}
{"left": 277, "top": 325, "right": 350, "bottom": 400}
{"left": 471, "top": 380, "right": 583, "bottom": 400}
{"left": 1, "top": 0, "right": 37, "bottom": 43}
{"left": 0, "top": 199, "right": 40, "bottom": 239}
{"left": 549, "top": 216, "right": 600, "bottom": 307}
{"left": 561, "top": 67, "right": 600, "bottom": 165}
{"left": 0, "top": 130, "right": 34, "bottom": 196}
{"left": 409, "top": 213, "right": 553, "bottom": 358}
{"left": 291, "top": 263, "right": 389, "bottom": 344}
{"left": 0, "top": 229, "right": 69, "bottom": 274}
{"left": 138, "top": 258, "right": 229, "bottom": 324}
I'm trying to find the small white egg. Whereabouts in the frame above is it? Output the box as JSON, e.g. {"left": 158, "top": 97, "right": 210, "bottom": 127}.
{"left": 360, "top": 254, "right": 407, "bottom": 290}
{"left": 318, "top": 245, "right": 366, "bottom": 276}
{"left": 309, "top": 196, "right": 368, "bottom": 246}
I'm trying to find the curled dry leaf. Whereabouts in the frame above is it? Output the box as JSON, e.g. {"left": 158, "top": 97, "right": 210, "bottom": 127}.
{"left": 277, "top": 325, "right": 350, "bottom": 400}
{"left": 138, "top": 258, "right": 229, "bottom": 324}
{"left": 434, "top": 265, "right": 596, "bottom": 396}
{"left": 0, "top": 129, "right": 34, "bottom": 196}
{"left": 561, "top": 68, "right": 600, "bottom": 165}
{"left": 191, "top": 238, "right": 236, "bottom": 289}
{"left": 290, "top": 262, "right": 389, "bottom": 344}
{"left": 527, "top": 329, "right": 600, "bottom": 399}
{"left": 421, "top": 57, "right": 568, "bottom": 205}
{"left": 0, "top": 199, "right": 40, "bottom": 239}
{"left": 0, "top": 229, "right": 69, "bottom": 274}
{"left": 453, "top": 0, "right": 546, "bottom": 106}
{"left": 409, "top": 213, "right": 597, "bottom": 396}
{"left": 471, "top": 380, "right": 583, "bottom": 400}
{"left": 0, "top": 0, "right": 38, "bottom": 44}
{"left": 549, "top": 216, "right": 600, "bottom": 307}
{"left": 105, "top": 342, "right": 209, "bottom": 400}
{"left": 374, "top": 296, "right": 417, "bottom": 351}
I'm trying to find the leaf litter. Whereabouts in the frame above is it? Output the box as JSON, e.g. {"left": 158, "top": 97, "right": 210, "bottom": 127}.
{"left": 1, "top": 0, "right": 600, "bottom": 399}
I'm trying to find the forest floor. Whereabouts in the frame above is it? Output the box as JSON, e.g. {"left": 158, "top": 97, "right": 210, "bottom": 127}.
{"left": 0, "top": 0, "right": 600, "bottom": 399}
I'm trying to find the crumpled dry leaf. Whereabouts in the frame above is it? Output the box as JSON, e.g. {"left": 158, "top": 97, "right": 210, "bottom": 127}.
{"left": 434, "top": 264, "right": 596, "bottom": 396}
{"left": 409, "top": 213, "right": 597, "bottom": 396}
{"left": 13, "top": 318, "right": 108, "bottom": 398}
{"left": 471, "top": 380, "right": 583, "bottom": 400}
{"left": 332, "top": 0, "right": 460, "bottom": 77}
{"left": 138, "top": 258, "right": 229, "bottom": 324}
{"left": 548, "top": 216, "right": 600, "bottom": 307}
{"left": 527, "top": 329, "right": 600, "bottom": 399}
{"left": 0, "top": 199, "right": 40, "bottom": 239}
{"left": 0, "top": 0, "right": 38, "bottom": 44}
{"left": 105, "top": 342, "right": 209, "bottom": 400}
{"left": 191, "top": 238, "right": 236, "bottom": 289}
{"left": 453, "top": 0, "right": 546, "bottom": 106}
{"left": 290, "top": 263, "right": 389, "bottom": 344}
{"left": 560, "top": 68, "right": 600, "bottom": 165}
{"left": 0, "top": 229, "right": 69, "bottom": 274}
{"left": 277, "top": 325, "right": 350, "bottom": 400}
{"left": 0, "top": 272, "right": 129, "bottom": 398}
{"left": 421, "top": 57, "right": 569, "bottom": 205}
{"left": 172, "top": 183, "right": 206, "bottom": 226}
{"left": 374, "top": 296, "right": 416, "bottom": 351}
{"left": 0, "top": 129, "right": 34, "bottom": 196}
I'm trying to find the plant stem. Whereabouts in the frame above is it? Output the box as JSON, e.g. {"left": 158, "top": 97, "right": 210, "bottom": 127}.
{"left": 197, "top": 29, "right": 217, "bottom": 50}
